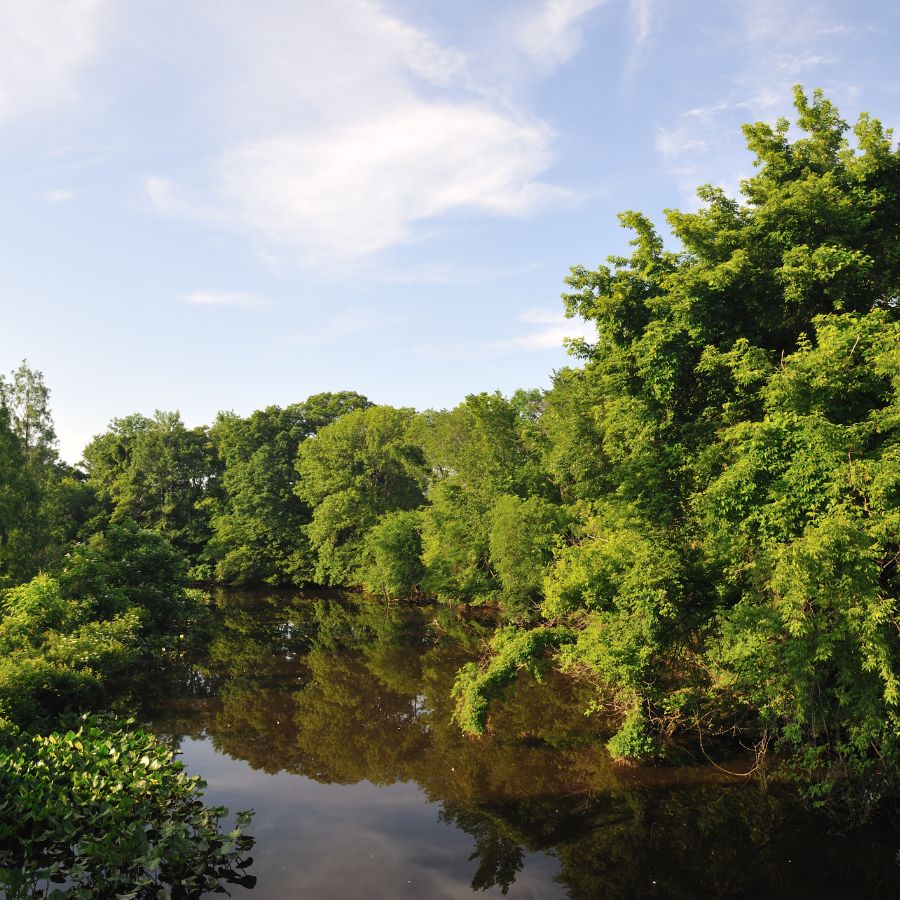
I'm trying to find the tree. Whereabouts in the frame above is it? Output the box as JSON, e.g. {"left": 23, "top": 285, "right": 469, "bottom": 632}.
{"left": 0, "top": 362, "right": 89, "bottom": 579}
{"left": 489, "top": 495, "right": 570, "bottom": 622}
{"left": 0, "top": 405, "right": 33, "bottom": 585}
{"left": 417, "top": 392, "right": 555, "bottom": 603}
{"left": 82, "top": 411, "right": 218, "bottom": 559}
{"left": 361, "top": 509, "right": 424, "bottom": 599}
{"left": 207, "top": 392, "right": 370, "bottom": 585}
{"left": 295, "top": 406, "right": 426, "bottom": 585}
{"left": 454, "top": 87, "right": 900, "bottom": 805}
{"left": 0, "top": 361, "right": 57, "bottom": 471}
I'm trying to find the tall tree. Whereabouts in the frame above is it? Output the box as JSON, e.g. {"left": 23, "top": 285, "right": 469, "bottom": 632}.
{"left": 82, "top": 411, "right": 218, "bottom": 559}
{"left": 416, "top": 392, "right": 555, "bottom": 604}
{"left": 0, "top": 361, "right": 57, "bottom": 470}
{"left": 0, "top": 361, "right": 93, "bottom": 576}
{"left": 208, "top": 392, "right": 370, "bottom": 584}
{"left": 0, "top": 404, "right": 32, "bottom": 584}
{"left": 454, "top": 88, "right": 900, "bottom": 808}
{"left": 295, "top": 405, "right": 426, "bottom": 585}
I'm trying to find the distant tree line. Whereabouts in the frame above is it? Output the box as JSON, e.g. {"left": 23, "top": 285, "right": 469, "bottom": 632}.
{"left": 1, "top": 87, "right": 899, "bottom": 822}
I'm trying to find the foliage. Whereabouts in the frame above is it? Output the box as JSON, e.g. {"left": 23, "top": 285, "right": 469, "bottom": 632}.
{"left": 58, "top": 518, "right": 190, "bottom": 629}
{"left": 0, "top": 717, "right": 254, "bottom": 899}
{"left": 3, "top": 85, "right": 899, "bottom": 822}
{"left": 418, "top": 392, "right": 554, "bottom": 603}
{"left": 0, "top": 361, "right": 57, "bottom": 472}
{"left": 694, "top": 311, "right": 900, "bottom": 809}
{"left": 360, "top": 509, "right": 424, "bottom": 599}
{"left": 82, "top": 411, "right": 218, "bottom": 558}
{"left": 488, "top": 494, "right": 570, "bottom": 621}
{"left": 295, "top": 405, "right": 426, "bottom": 584}
{"left": 605, "top": 706, "right": 661, "bottom": 762}
{"left": 452, "top": 88, "right": 900, "bottom": 789}
{"left": 451, "top": 626, "right": 574, "bottom": 736}
{"left": 0, "top": 574, "right": 139, "bottom": 728}
{"left": 0, "top": 520, "right": 201, "bottom": 729}
{"left": 0, "top": 363, "right": 88, "bottom": 583}
{"left": 207, "top": 393, "right": 370, "bottom": 585}
{"left": 0, "top": 405, "right": 34, "bottom": 585}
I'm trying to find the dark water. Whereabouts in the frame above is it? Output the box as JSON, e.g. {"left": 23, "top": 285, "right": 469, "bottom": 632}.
{"left": 142, "top": 591, "right": 900, "bottom": 899}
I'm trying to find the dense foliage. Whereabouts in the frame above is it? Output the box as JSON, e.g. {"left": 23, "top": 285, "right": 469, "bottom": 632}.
{"left": 0, "top": 718, "right": 253, "bottom": 899}
{"left": 3, "top": 87, "right": 898, "bottom": 827}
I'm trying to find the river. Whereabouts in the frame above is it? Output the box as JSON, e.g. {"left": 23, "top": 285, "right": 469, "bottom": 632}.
{"left": 140, "top": 590, "right": 900, "bottom": 899}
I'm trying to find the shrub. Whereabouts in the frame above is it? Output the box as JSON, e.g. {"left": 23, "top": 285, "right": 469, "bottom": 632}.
{"left": 0, "top": 717, "right": 254, "bottom": 898}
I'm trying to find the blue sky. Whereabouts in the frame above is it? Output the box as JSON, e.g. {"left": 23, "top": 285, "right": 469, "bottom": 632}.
{"left": 1, "top": 0, "right": 898, "bottom": 461}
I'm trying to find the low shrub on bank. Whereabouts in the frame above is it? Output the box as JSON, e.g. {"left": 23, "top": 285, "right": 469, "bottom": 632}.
{"left": 0, "top": 717, "right": 254, "bottom": 899}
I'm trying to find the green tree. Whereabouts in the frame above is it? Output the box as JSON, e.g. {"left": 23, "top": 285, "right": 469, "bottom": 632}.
{"left": 417, "top": 392, "right": 554, "bottom": 603}
{"left": 0, "top": 407, "right": 33, "bottom": 585}
{"left": 295, "top": 405, "right": 426, "bottom": 584}
{"left": 488, "top": 494, "right": 570, "bottom": 621}
{"left": 360, "top": 508, "right": 424, "bottom": 599}
{"left": 207, "top": 392, "right": 370, "bottom": 585}
{"left": 454, "top": 87, "right": 900, "bottom": 802}
{"left": 82, "top": 411, "right": 218, "bottom": 559}
{"left": 0, "top": 363, "right": 88, "bottom": 579}
{"left": 0, "top": 361, "right": 57, "bottom": 471}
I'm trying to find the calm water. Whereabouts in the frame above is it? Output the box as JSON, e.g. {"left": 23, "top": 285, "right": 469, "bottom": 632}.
{"left": 141, "top": 591, "right": 900, "bottom": 899}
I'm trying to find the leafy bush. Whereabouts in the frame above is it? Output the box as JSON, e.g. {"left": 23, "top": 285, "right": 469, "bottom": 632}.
{"left": 488, "top": 495, "right": 570, "bottom": 622}
{"left": 606, "top": 707, "right": 661, "bottom": 762}
{"left": 360, "top": 509, "right": 424, "bottom": 599}
{"left": 452, "top": 626, "right": 574, "bottom": 735}
{"left": 57, "top": 518, "right": 189, "bottom": 629}
{"left": 0, "top": 525, "right": 205, "bottom": 729}
{"left": 0, "top": 717, "right": 254, "bottom": 898}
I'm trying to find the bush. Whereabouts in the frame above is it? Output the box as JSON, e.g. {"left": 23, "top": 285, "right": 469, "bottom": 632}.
{"left": 361, "top": 509, "right": 424, "bottom": 599}
{"left": 0, "top": 717, "right": 254, "bottom": 898}
{"left": 489, "top": 495, "right": 569, "bottom": 621}
{"left": 606, "top": 707, "right": 661, "bottom": 762}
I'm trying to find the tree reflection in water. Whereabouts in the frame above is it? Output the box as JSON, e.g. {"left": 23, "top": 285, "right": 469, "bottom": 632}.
{"left": 143, "top": 591, "right": 900, "bottom": 899}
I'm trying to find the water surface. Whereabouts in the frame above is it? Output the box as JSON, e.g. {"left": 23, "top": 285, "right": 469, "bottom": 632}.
{"left": 143, "top": 591, "right": 900, "bottom": 899}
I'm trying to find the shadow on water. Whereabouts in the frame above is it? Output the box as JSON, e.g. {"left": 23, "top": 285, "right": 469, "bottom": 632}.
{"left": 137, "top": 590, "right": 900, "bottom": 899}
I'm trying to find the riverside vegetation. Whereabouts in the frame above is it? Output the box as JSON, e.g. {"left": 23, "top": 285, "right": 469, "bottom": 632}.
{"left": 1, "top": 88, "right": 899, "bottom": 892}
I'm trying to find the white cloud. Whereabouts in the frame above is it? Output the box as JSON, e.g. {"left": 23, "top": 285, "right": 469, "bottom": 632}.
{"left": 501, "top": 307, "right": 596, "bottom": 350}
{"left": 629, "top": 0, "right": 654, "bottom": 46}
{"left": 211, "top": 103, "right": 557, "bottom": 260}
{"left": 184, "top": 291, "right": 261, "bottom": 309}
{"left": 415, "top": 307, "right": 595, "bottom": 359}
{"left": 0, "top": 0, "right": 108, "bottom": 123}
{"left": 42, "top": 188, "right": 77, "bottom": 203}
{"left": 146, "top": 1, "right": 566, "bottom": 265}
{"left": 286, "top": 308, "right": 407, "bottom": 347}
{"left": 515, "top": 0, "right": 608, "bottom": 69}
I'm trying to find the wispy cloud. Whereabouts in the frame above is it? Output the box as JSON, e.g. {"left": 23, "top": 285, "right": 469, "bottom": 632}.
{"left": 515, "top": 0, "right": 608, "bottom": 70}
{"left": 145, "top": 1, "right": 573, "bottom": 266}
{"left": 0, "top": 1, "right": 108, "bottom": 124}
{"left": 497, "top": 307, "right": 596, "bottom": 350}
{"left": 210, "top": 102, "right": 557, "bottom": 260}
{"left": 42, "top": 188, "right": 77, "bottom": 203}
{"left": 628, "top": 0, "right": 654, "bottom": 47}
{"left": 415, "top": 307, "right": 595, "bottom": 359}
{"left": 286, "top": 307, "right": 408, "bottom": 347}
{"left": 184, "top": 290, "right": 261, "bottom": 309}
{"left": 653, "top": 0, "right": 856, "bottom": 202}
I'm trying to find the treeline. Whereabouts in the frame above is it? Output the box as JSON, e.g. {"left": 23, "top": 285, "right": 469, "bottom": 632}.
{"left": 2, "top": 87, "right": 900, "bottom": 818}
